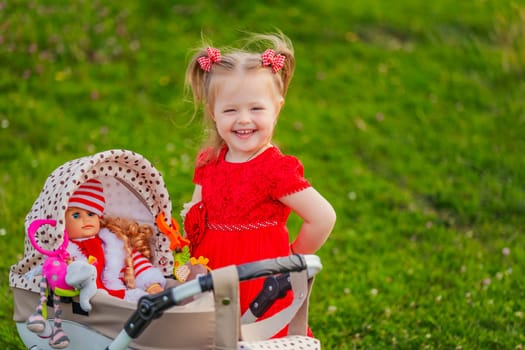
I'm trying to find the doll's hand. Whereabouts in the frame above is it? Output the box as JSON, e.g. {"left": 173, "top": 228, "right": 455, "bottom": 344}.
{"left": 66, "top": 260, "right": 97, "bottom": 312}
{"left": 145, "top": 283, "right": 163, "bottom": 294}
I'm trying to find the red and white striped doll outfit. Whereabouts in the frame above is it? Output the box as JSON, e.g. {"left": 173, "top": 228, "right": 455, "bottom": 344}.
{"left": 127, "top": 250, "right": 165, "bottom": 291}
{"left": 67, "top": 227, "right": 166, "bottom": 301}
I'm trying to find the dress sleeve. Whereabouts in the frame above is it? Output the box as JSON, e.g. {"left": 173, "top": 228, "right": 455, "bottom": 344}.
{"left": 270, "top": 155, "right": 311, "bottom": 199}
{"left": 193, "top": 146, "right": 224, "bottom": 185}
{"left": 192, "top": 149, "right": 210, "bottom": 185}
{"left": 193, "top": 166, "right": 204, "bottom": 185}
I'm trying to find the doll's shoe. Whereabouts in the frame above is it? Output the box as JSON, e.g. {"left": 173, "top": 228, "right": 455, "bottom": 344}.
{"left": 124, "top": 288, "right": 147, "bottom": 302}
{"left": 26, "top": 311, "right": 46, "bottom": 333}
{"left": 49, "top": 328, "right": 70, "bottom": 349}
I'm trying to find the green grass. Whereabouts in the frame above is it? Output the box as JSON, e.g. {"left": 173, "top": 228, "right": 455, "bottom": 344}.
{"left": 1, "top": 0, "right": 525, "bottom": 349}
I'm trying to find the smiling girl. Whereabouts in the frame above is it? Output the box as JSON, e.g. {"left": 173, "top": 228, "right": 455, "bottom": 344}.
{"left": 182, "top": 32, "right": 336, "bottom": 337}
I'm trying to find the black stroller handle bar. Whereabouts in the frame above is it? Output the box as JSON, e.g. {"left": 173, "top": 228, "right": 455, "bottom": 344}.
{"left": 200, "top": 253, "right": 319, "bottom": 291}
{"left": 108, "top": 254, "right": 321, "bottom": 350}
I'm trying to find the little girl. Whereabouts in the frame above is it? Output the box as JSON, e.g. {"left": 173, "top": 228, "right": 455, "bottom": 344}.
{"left": 182, "top": 32, "right": 336, "bottom": 335}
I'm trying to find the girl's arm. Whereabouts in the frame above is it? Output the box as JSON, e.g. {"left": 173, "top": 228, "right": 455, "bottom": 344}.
{"left": 181, "top": 185, "right": 202, "bottom": 219}
{"left": 279, "top": 187, "right": 336, "bottom": 254}
{"left": 190, "top": 185, "right": 202, "bottom": 202}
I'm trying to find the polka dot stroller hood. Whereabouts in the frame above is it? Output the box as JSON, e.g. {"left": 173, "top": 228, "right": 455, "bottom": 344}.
{"left": 10, "top": 149, "right": 321, "bottom": 350}
{"left": 10, "top": 149, "right": 175, "bottom": 293}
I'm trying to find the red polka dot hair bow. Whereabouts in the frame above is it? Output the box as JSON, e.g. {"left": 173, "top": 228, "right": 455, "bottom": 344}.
{"left": 197, "top": 47, "right": 221, "bottom": 72}
{"left": 262, "top": 49, "right": 285, "bottom": 73}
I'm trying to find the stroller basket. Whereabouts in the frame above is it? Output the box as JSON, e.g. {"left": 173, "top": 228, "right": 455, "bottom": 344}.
{"left": 14, "top": 254, "right": 321, "bottom": 350}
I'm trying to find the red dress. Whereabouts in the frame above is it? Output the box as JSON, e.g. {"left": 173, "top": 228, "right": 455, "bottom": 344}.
{"left": 185, "top": 146, "right": 310, "bottom": 331}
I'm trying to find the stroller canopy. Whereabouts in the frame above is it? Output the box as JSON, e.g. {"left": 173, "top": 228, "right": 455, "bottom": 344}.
{"left": 10, "top": 149, "right": 175, "bottom": 293}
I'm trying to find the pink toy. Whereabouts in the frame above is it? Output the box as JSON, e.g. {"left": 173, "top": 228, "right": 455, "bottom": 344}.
{"left": 27, "top": 219, "right": 72, "bottom": 292}
{"left": 26, "top": 219, "right": 75, "bottom": 349}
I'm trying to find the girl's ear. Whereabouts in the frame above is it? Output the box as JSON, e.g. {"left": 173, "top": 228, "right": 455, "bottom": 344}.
{"left": 276, "top": 97, "right": 285, "bottom": 115}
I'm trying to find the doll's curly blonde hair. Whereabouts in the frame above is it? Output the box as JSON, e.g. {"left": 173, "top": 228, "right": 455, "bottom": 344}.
{"left": 102, "top": 217, "right": 154, "bottom": 289}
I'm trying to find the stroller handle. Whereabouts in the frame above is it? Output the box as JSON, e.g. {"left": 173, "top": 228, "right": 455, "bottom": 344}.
{"left": 109, "top": 254, "right": 321, "bottom": 350}
{"left": 199, "top": 254, "right": 322, "bottom": 292}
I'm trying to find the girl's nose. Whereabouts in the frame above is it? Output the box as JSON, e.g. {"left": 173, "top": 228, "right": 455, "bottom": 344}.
{"left": 237, "top": 112, "right": 251, "bottom": 123}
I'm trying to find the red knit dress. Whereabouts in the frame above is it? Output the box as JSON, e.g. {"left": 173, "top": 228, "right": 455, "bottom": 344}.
{"left": 184, "top": 145, "right": 310, "bottom": 331}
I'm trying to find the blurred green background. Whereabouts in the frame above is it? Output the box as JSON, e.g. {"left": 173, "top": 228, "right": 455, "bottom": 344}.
{"left": 1, "top": 0, "right": 524, "bottom": 348}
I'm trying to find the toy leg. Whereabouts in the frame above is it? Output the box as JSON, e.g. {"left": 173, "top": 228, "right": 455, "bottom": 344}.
{"left": 48, "top": 293, "right": 70, "bottom": 349}
{"left": 26, "top": 277, "right": 47, "bottom": 333}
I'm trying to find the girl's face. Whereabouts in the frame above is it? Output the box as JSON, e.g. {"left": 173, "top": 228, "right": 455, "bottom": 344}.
{"left": 65, "top": 207, "right": 101, "bottom": 239}
{"left": 210, "top": 69, "right": 284, "bottom": 162}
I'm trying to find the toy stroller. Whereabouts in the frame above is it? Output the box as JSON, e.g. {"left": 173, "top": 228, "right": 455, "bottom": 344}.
{"left": 9, "top": 149, "right": 321, "bottom": 349}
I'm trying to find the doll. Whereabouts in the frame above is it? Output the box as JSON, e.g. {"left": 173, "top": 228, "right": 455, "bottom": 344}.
{"left": 64, "top": 179, "right": 167, "bottom": 300}
{"left": 25, "top": 179, "right": 167, "bottom": 348}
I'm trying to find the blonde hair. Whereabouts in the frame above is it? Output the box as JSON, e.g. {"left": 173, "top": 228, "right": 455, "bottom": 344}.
{"left": 185, "top": 31, "right": 295, "bottom": 165}
{"left": 102, "top": 217, "right": 155, "bottom": 289}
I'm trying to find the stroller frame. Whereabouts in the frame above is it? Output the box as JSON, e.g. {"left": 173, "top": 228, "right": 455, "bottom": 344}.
{"left": 110, "top": 254, "right": 321, "bottom": 350}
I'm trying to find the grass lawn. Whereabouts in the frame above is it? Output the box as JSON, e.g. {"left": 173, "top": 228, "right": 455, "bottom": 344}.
{"left": 1, "top": 0, "right": 524, "bottom": 349}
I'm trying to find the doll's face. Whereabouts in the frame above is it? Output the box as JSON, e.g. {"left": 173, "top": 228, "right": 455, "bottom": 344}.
{"left": 65, "top": 207, "right": 101, "bottom": 239}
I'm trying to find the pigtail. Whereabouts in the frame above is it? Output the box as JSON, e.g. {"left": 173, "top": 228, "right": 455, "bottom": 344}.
{"left": 265, "top": 32, "right": 295, "bottom": 96}
{"left": 276, "top": 47, "right": 295, "bottom": 97}
{"left": 241, "top": 31, "right": 295, "bottom": 96}
{"left": 185, "top": 45, "right": 226, "bottom": 166}
{"left": 184, "top": 47, "right": 210, "bottom": 109}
